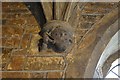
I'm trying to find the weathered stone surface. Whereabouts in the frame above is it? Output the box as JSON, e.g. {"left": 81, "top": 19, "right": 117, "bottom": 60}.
{"left": 3, "top": 18, "right": 26, "bottom": 25}
{"left": 25, "top": 25, "right": 40, "bottom": 34}
{"left": 25, "top": 57, "right": 65, "bottom": 70}
{"left": 78, "top": 31, "right": 97, "bottom": 50}
{"left": 54, "top": 2, "right": 67, "bottom": 20}
{"left": 2, "top": 9, "right": 30, "bottom": 16}
{"left": 75, "top": 29, "right": 87, "bottom": 43}
{"left": 66, "top": 6, "right": 118, "bottom": 78}
{"left": 2, "top": 72, "right": 30, "bottom": 78}
{"left": 1, "top": 48, "right": 13, "bottom": 70}
{"left": 29, "top": 73, "right": 44, "bottom": 78}
{"left": 41, "top": 20, "right": 74, "bottom": 53}
{"left": 0, "top": 38, "right": 6, "bottom": 47}
{"left": 2, "top": 2, "right": 28, "bottom": 9}
{"left": 3, "top": 37, "right": 20, "bottom": 48}
{"left": 64, "top": 2, "right": 78, "bottom": 22}
{"left": 26, "top": 16, "right": 40, "bottom": 25}
{"left": 2, "top": 18, "right": 39, "bottom": 27}
{"left": 2, "top": 25, "right": 24, "bottom": 37}
{"left": 84, "top": 8, "right": 118, "bottom": 78}
{"left": 1, "top": 2, "right": 118, "bottom": 78}
{"left": 47, "top": 72, "right": 63, "bottom": 78}
{"left": 20, "top": 34, "right": 30, "bottom": 49}
{"left": 68, "top": 3, "right": 80, "bottom": 28}
{"left": 2, "top": 13, "right": 33, "bottom": 19}
{"left": 0, "top": 27, "right": 2, "bottom": 37}
{"left": 27, "top": 34, "right": 41, "bottom": 55}
{"left": 7, "top": 55, "right": 25, "bottom": 70}
{"left": 12, "top": 49, "right": 27, "bottom": 56}
{"left": 82, "top": 3, "right": 118, "bottom": 14}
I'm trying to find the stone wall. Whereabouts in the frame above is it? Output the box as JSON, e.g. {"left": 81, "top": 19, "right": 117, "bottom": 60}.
{"left": 1, "top": 2, "right": 119, "bottom": 78}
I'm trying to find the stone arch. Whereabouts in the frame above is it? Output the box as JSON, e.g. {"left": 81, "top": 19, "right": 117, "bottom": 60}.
{"left": 102, "top": 50, "right": 120, "bottom": 77}
{"left": 84, "top": 8, "right": 119, "bottom": 78}
{"left": 93, "top": 29, "right": 120, "bottom": 78}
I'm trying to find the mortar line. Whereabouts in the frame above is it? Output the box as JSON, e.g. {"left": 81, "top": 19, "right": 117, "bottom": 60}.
{"left": 3, "top": 46, "right": 16, "bottom": 71}
{"left": 18, "top": 24, "right": 27, "bottom": 49}
{"left": 44, "top": 72, "right": 48, "bottom": 78}
{"left": 1, "top": 70, "right": 65, "bottom": 73}
{"left": 22, "top": 33, "right": 32, "bottom": 71}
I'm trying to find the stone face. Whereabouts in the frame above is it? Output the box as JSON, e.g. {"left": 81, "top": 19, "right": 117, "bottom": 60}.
{"left": 41, "top": 20, "right": 74, "bottom": 53}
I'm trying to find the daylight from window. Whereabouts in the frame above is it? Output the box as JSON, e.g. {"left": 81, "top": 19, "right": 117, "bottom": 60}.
{"left": 105, "top": 58, "right": 120, "bottom": 78}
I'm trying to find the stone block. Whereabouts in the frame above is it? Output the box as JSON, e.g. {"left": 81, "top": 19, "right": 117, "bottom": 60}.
{"left": 7, "top": 55, "right": 25, "bottom": 70}
{"left": 25, "top": 57, "right": 65, "bottom": 70}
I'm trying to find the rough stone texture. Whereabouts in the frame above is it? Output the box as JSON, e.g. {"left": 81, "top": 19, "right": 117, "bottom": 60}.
{"left": 2, "top": 37, "right": 21, "bottom": 48}
{"left": 7, "top": 55, "right": 25, "bottom": 70}
{"left": 84, "top": 8, "right": 118, "bottom": 78}
{"left": 47, "top": 72, "right": 63, "bottom": 78}
{"left": 2, "top": 72, "right": 30, "bottom": 78}
{"left": 29, "top": 73, "right": 44, "bottom": 78}
{"left": 27, "top": 34, "right": 41, "bottom": 55}
{"left": 1, "top": 48, "right": 12, "bottom": 70}
{"left": 1, "top": 2, "right": 41, "bottom": 78}
{"left": 25, "top": 57, "right": 65, "bottom": 70}
{"left": 20, "top": 34, "right": 31, "bottom": 49}
{"left": 1, "top": 2, "right": 119, "bottom": 78}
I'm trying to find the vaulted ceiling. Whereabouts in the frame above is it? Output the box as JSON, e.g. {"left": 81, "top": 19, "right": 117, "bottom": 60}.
{"left": 1, "top": 2, "right": 119, "bottom": 78}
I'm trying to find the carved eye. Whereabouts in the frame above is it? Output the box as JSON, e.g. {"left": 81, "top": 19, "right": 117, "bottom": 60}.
{"left": 55, "top": 33, "right": 57, "bottom": 36}
{"left": 60, "top": 33, "right": 63, "bottom": 37}
{"left": 65, "top": 33, "right": 67, "bottom": 35}
{"left": 69, "top": 39, "right": 72, "bottom": 44}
